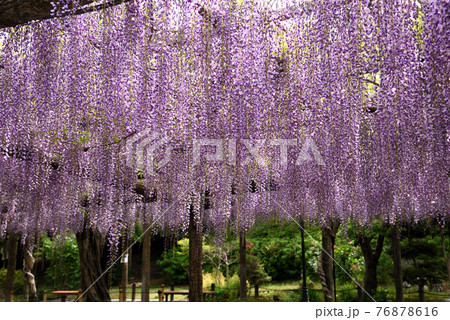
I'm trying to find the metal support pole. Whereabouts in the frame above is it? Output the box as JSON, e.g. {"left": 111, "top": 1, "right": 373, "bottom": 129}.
{"left": 301, "top": 219, "right": 309, "bottom": 302}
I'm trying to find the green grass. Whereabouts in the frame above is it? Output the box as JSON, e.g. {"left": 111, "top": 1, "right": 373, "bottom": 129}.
{"left": 7, "top": 281, "right": 450, "bottom": 302}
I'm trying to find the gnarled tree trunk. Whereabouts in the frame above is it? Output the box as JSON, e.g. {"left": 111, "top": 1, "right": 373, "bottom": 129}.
{"left": 188, "top": 206, "right": 203, "bottom": 302}
{"left": 76, "top": 226, "right": 111, "bottom": 302}
{"left": 318, "top": 220, "right": 339, "bottom": 302}
{"left": 23, "top": 241, "right": 37, "bottom": 302}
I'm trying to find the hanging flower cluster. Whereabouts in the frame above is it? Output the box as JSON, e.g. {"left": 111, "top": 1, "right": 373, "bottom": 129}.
{"left": 0, "top": 0, "right": 447, "bottom": 243}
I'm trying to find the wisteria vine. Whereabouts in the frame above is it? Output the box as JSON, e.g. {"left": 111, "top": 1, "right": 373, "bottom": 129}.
{"left": 0, "top": 0, "right": 448, "bottom": 246}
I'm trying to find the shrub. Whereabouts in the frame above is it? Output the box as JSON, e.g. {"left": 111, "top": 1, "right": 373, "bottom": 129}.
{"left": 336, "top": 284, "right": 358, "bottom": 302}
{"left": 307, "top": 288, "right": 323, "bottom": 302}
{"left": 247, "top": 221, "right": 321, "bottom": 282}
{"left": 156, "top": 238, "right": 190, "bottom": 284}
{"left": 41, "top": 235, "right": 80, "bottom": 289}
{"left": 203, "top": 271, "right": 226, "bottom": 288}
{"left": 215, "top": 274, "right": 247, "bottom": 299}
{"left": 372, "top": 290, "right": 388, "bottom": 302}
{"left": 245, "top": 254, "right": 271, "bottom": 285}
{"left": 0, "top": 268, "right": 25, "bottom": 294}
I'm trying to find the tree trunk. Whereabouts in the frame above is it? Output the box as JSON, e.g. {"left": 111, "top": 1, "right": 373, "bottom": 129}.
{"left": 439, "top": 225, "right": 450, "bottom": 282}
{"left": 318, "top": 221, "right": 339, "bottom": 302}
{"left": 128, "top": 246, "right": 132, "bottom": 282}
{"left": 0, "top": 0, "right": 131, "bottom": 29}
{"left": 239, "top": 233, "right": 247, "bottom": 300}
{"left": 225, "top": 263, "right": 230, "bottom": 280}
{"left": 392, "top": 223, "right": 404, "bottom": 302}
{"left": 23, "top": 241, "right": 37, "bottom": 302}
{"left": 4, "top": 233, "right": 17, "bottom": 302}
{"left": 15, "top": 240, "right": 23, "bottom": 271}
{"left": 418, "top": 283, "right": 425, "bottom": 302}
{"left": 358, "top": 233, "right": 384, "bottom": 301}
{"left": 76, "top": 227, "right": 111, "bottom": 302}
{"left": 0, "top": 239, "right": 5, "bottom": 269}
{"left": 121, "top": 233, "right": 129, "bottom": 302}
{"left": 141, "top": 225, "right": 151, "bottom": 302}
{"left": 188, "top": 206, "right": 203, "bottom": 302}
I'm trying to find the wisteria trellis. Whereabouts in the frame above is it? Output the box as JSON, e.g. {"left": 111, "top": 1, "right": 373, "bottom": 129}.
{"left": 0, "top": 0, "right": 448, "bottom": 246}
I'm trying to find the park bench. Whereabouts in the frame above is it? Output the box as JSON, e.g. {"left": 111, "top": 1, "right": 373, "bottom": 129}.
{"left": 157, "top": 284, "right": 215, "bottom": 302}
{"left": 51, "top": 290, "right": 83, "bottom": 302}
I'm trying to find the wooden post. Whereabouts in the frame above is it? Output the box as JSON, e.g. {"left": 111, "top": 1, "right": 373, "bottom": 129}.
{"left": 132, "top": 282, "right": 136, "bottom": 302}
{"left": 356, "top": 283, "right": 363, "bottom": 302}
{"left": 158, "top": 284, "right": 164, "bottom": 302}
{"left": 43, "top": 290, "right": 47, "bottom": 302}
{"left": 255, "top": 284, "right": 259, "bottom": 298}
{"left": 9, "top": 290, "right": 14, "bottom": 302}
{"left": 78, "top": 289, "right": 83, "bottom": 302}
{"left": 170, "top": 283, "right": 175, "bottom": 301}
{"left": 211, "top": 283, "right": 216, "bottom": 298}
{"left": 418, "top": 284, "right": 425, "bottom": 302}
{"left": 61, "top": 294, "right": 67, "bottom": 302}
{"left": 119, "top": 288, "right": 123, "bottom": 302}
{"left": 223, "top": 292, "right": 229, "bottom": 300}
{"left": 273, "top": 295, "right": 280, "bottom": 302}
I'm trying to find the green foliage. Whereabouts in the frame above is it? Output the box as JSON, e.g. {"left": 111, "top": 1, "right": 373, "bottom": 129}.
{"left": 376, "top": 245, "right": 393, "bottom": 285}
{"left": 203, "top": 239, "right": 239, "bottom": 278}
{"left": 333, "top": 236, "right": 365, "bottom": 283}
{"left": 307, "top": 288, "right": 323, "bottom": 302}
{"left": 247, "top": 220, "right": 321, "bottom": 281}
{"left": 401, "top": 227, "right": 446, "bottom": 287}
{"left": 0, "top": 269, "right": 25, "bottom": 294}
{"left": 158, "top": 238, "right": 241, "bottom": 284}
{"left": 41, "top": 235, "right": 80, "bottom": 289}
{"left": 282, "top": 291, "right": 302, "bottom": 302}
{"left": 338, "top": 220, "right": 390, "bottom": 284}
{"left": 222, "top": 274, "right": 242, "bottom": 299}
{"left": 336, "top": 283, "right": 359, "bottom": 302}
{"left": 156, "top": 238, "right": 191, "bottom": 284}
{"left": 372, "top": 290, "right": 388, "bottom": 302}
{"left": 245, "top": 254, "right": 271, "bottom": 285}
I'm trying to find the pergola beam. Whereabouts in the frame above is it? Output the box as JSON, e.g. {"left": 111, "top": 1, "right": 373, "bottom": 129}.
{"left": 0, "top": 0, "right": 131, "bottom": 29}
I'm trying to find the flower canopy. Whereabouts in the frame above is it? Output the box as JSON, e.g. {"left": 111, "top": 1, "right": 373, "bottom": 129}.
{"left": 0, "top": 0, "right": 448, "bottom": 243}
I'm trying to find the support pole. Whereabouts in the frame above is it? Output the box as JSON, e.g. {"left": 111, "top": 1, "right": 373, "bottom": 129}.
{"left": 170, "top": 283, "right": 174, "bottom": 301}
{"left": 132, "top": 282, "right": 136, "bottom": 302}
{"left": 301, "top": 219, "right": 309, "bottom": 302}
